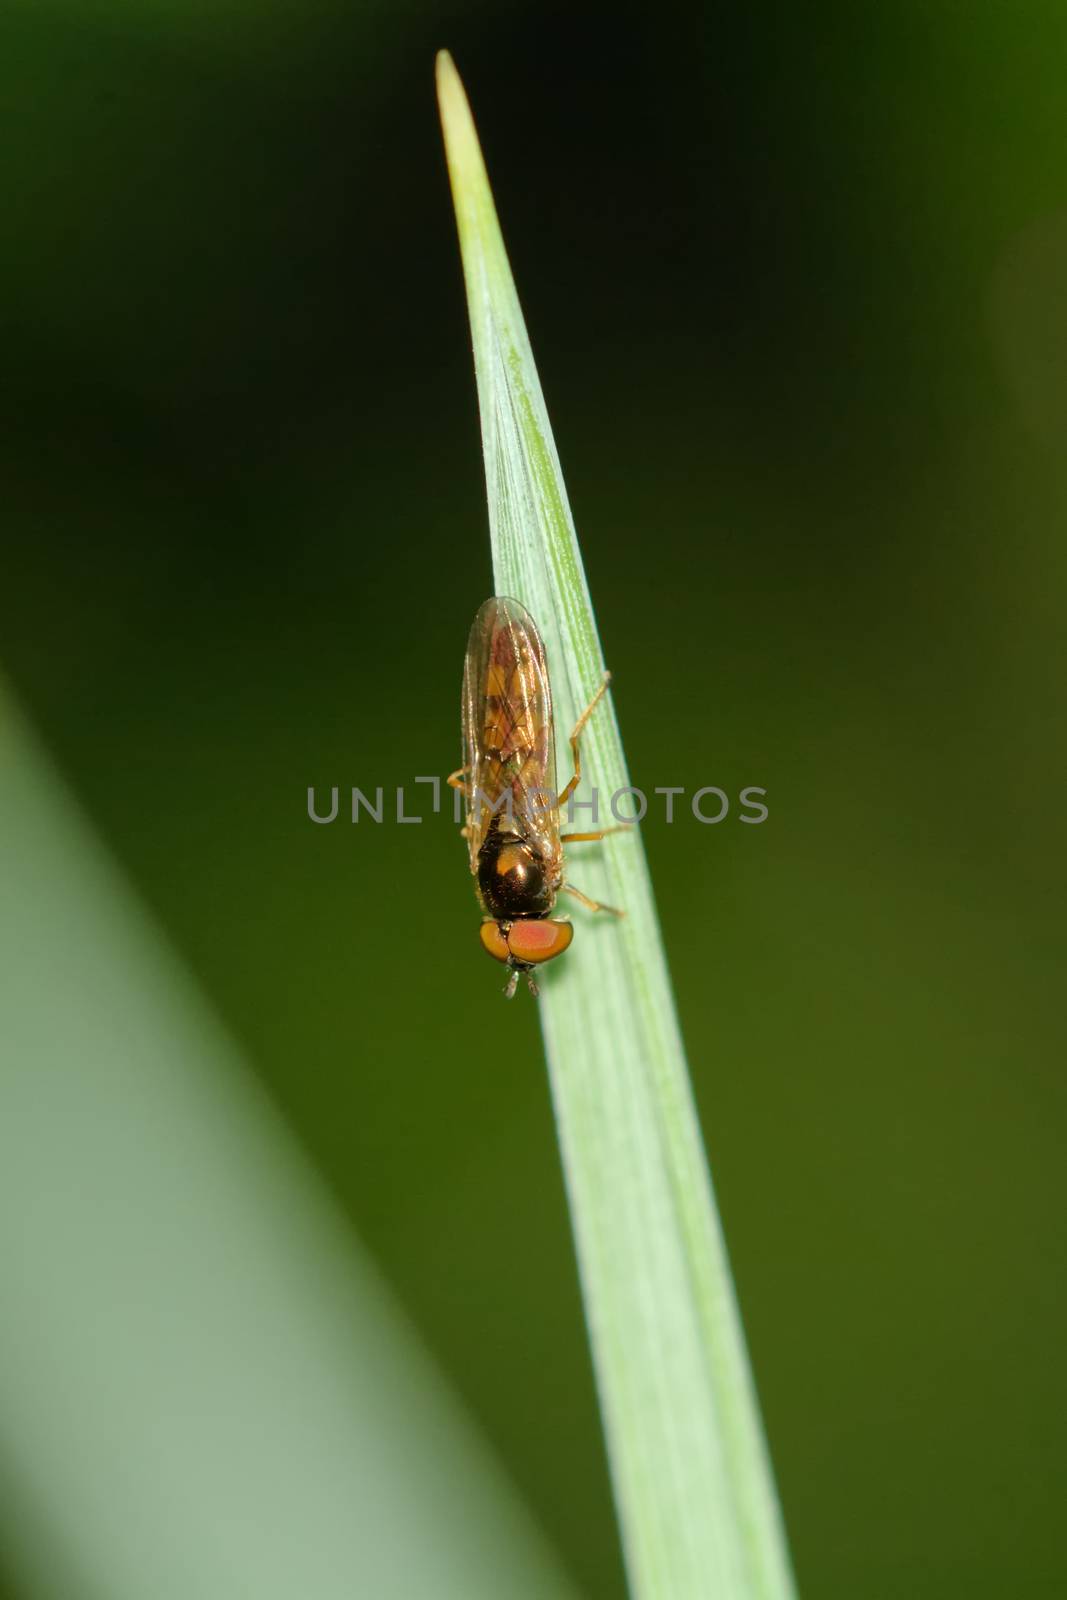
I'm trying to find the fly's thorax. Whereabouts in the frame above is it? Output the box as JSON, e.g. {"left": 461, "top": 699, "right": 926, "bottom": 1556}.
{"left": 476, "top": 817, "right": 559, "bottom": 920}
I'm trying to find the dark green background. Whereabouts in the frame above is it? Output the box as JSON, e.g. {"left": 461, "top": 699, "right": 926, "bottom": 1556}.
{"left": 3, "top": 2, "right": 1066, "bottom": 1595}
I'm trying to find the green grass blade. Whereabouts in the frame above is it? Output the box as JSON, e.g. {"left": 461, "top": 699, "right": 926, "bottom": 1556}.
{"left": 437, "top": 53, "right": 797, "bottom": 1600}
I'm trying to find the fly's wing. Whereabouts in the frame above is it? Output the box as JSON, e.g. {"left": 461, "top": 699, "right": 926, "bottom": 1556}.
{"left": 461, "top": 596, "right": 557, "bottom": 873}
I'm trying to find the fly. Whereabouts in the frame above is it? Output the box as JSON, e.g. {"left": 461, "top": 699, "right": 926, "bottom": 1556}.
{"left": 449, "top": 596, "right": 626, "bottom": 998}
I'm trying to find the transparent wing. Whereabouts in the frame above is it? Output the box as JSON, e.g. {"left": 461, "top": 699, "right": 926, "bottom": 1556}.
{"left": 460, "top": 596, "right": 558, "bottom": 873}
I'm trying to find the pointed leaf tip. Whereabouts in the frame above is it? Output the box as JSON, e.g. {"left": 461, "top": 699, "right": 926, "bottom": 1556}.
{"left": 435, "top": 49, "right": 469, "bottom": 134}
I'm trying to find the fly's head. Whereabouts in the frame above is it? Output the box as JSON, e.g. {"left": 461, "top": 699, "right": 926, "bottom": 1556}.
{"left": 478, "top": 917, "right": 574, "bottom": 998}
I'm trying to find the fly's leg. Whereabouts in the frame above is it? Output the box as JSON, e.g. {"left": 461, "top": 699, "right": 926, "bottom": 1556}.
{"left": 557, "top": 679, "right": 627, "bottom": 916}
{"left": 559, "top": 824, "right": 632, "bottom": 844}
{"left": 561, "top": 881, "right": 626, "bottom": 918}
{"left": 558, "top": 673, "right": 611, "bottom": 809}
{"left": 449, "top": 766, "right": 473, "bottom": 832}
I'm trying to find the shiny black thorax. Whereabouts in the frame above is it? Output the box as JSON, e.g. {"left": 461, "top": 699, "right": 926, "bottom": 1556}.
{"left": 477, "top": 817, "right": 554, "bottom": 920}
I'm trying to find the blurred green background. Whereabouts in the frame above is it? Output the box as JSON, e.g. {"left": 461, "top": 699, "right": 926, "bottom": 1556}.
{"left": 2, "top": 2, "right": 1066, "bottom": 1596}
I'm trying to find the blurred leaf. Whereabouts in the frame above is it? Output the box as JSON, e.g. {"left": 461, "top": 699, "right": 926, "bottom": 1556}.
{"left": 0, "top": 679, "right": 580, "bottom": 1600}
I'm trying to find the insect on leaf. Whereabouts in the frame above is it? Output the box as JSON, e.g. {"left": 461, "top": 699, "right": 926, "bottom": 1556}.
{"left": 437, "top": 52, "right": 797, "bottom": 1600}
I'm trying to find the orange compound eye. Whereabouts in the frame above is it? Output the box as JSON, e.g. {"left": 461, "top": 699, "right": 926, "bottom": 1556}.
{"left": 505, "top": 919, "right": 574, "bottom": 966}
{"left": 479, "top": 921, "right": 512, "bottom": 965}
